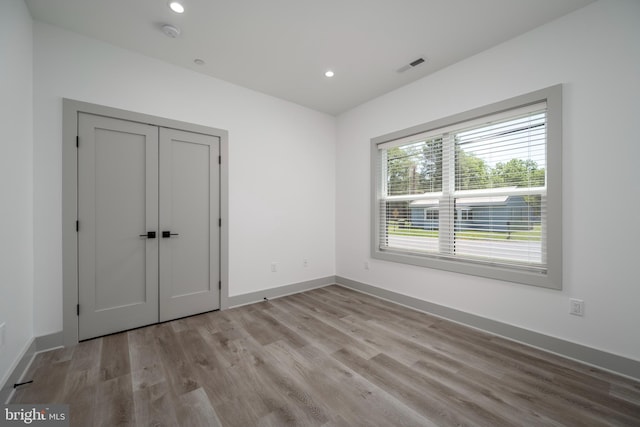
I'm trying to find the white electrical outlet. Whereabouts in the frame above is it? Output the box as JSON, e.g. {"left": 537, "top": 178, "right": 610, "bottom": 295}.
{"left": 271, "top": 262, "right": 278, "bottom": 272}
{"left": 569, "top": 299, "right": 584, "bottom": 316}
{"left": 0, "top": 322, "right": 6, "bottom": 348}
{"left": 364, "top": 261, "right": 370, "bottom": 270}
{"left": 303, "top": 258, "right": 308, "bottom": 268}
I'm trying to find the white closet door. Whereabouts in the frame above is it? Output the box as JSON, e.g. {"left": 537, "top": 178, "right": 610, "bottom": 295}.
{"left": 159, "top": 128, "right": 220, "bottom": 322}
{"left": 78, "top": 114, "right": 159, "bottom": 340}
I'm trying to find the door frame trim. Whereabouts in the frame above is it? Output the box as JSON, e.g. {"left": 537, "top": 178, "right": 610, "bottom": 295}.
{"left": 62, "top": 98, "right": 229, "bottom": 347}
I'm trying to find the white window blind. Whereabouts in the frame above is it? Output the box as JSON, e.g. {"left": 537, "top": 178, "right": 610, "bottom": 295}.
{"left": 374, "top": 93, "right": 559, "bottom": 284}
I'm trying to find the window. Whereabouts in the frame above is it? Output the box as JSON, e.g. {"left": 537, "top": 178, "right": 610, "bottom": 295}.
{"left": 371, "top": 85, "right": 562, "bottom": 289}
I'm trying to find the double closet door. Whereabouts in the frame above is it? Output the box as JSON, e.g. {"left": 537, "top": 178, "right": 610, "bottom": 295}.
{"left": 77, "top": 113, "right": 220, "bottom": 340}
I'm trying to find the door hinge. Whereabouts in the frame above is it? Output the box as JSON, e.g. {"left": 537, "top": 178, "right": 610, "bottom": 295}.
{"left": 218, "top": 155, "right": 221, "bottom": 164}
{"left": 76, "top": 220, "right": 79, "bottom": 232}
{"left": 219, "top": 218, "right": 221, "bottom": 227}
{"left": 76, "top": 304, "right": 80, "bottom": 316}
{"left": 219, "top": 281, "right": 221, "bottom": 290}
{"left": 76, "top": 136, "right": 79, "bottom": 147}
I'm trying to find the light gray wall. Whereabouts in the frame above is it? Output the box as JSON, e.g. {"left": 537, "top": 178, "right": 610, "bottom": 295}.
{"left": 32, "top": 21, "right": 336, "bottom": 336}
{"left": 0, "top": 0, "right": 34, "bottom": 388}
{"left": 336, "top": 0, "right": 640, "bottom": 362}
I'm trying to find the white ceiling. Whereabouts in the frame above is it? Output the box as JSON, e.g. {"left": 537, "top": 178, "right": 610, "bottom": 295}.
{"left": 25, "top": 0, "right": 594, "bottom": 115}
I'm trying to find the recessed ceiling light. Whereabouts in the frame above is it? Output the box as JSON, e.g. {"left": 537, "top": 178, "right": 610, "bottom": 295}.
{"left": 325, "top": 70, "right": 335, "bottom": 78}
{"left": 169, "top": 1, "right": 185, "bottom": 14}
{"left": 194, "top": 58, "right": 205, "bottom": 66}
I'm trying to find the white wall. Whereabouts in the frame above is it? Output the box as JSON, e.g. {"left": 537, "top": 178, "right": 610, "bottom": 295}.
{"left": 0, "top": 0, "right": 34, "bottom": 386}
{"left": 33, "top": 22, "right": 336, "bottom": 336}
{"left": 336, "top": 0, "right": 640, "bottom": 361}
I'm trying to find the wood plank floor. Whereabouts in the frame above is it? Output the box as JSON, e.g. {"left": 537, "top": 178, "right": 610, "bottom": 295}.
{"left": 11, "top": 285, "right": 640, "bottom": 426}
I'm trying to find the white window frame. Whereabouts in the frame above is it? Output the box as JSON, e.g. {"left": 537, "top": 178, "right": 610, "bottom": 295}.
{"left": 371, "top": 85, "right": 562, "bottom": 289}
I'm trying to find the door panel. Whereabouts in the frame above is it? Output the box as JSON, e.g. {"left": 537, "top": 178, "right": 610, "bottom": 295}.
{"left": 78, "top": 114, "right": 159, "bottom": 340}
{"left": 159, "top": 128, "right": 220, "bottom": 321}
{"left": 94, "top": 127, "right": 147, "bottom": 310}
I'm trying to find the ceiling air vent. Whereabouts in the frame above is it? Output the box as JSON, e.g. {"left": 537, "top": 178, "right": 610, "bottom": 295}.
{"left": 397, "top": 57, "right": 427, "bottom": 73}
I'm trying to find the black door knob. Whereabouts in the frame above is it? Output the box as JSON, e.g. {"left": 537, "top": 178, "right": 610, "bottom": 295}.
{"left": 162, "top": 231, "right": 180, "bottom": 238}
{"left": 139, "top": 231, "right": 156, "bottom": 238}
